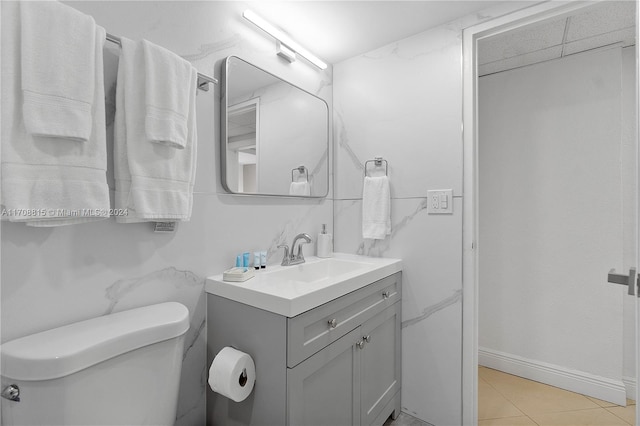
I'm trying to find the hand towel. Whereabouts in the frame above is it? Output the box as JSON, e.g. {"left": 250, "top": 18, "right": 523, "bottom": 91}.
{"left": 362, "top": 176, "right": 391, "bottom": 239}
{"left": 290, "top": 181, "right": 311, "bottom": 196}
{"left": 142, "top": 39, "right": 194, "bottom": 149}
{"left": 20, "top": 1, "right": 97, "bottom": 141}
{"left": 115, "top": 38, "right": 198, "bottom": 223}
{"left": 1, "top": 1, "right": 110, "bottom": 226}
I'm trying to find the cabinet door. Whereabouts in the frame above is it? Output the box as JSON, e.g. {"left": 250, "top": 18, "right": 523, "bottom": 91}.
{"left": 360, "top": 303, "right": 401, "bottom": 426}
{"left": 287, "top": 327, "right": 361, "bottom": 426}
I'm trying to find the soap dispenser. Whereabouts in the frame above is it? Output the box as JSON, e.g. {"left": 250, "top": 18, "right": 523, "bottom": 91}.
{"left": 317, "top": 224, "right": 333, "bottom": 258}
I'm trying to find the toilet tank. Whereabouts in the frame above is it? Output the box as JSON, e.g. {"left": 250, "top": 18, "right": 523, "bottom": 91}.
{"left": 0, "top": 302, "right": 190, "bottom": 426}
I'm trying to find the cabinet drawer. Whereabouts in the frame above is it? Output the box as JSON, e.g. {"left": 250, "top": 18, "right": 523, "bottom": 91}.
{"left": 287, "top": 272, "right": 401, "bottom": 368}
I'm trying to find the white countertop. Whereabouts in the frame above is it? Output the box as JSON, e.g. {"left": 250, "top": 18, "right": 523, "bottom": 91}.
{"left": 206, "top": 253, "right": 402, "bottom": 317}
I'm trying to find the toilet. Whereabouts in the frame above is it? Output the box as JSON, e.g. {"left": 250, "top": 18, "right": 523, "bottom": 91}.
{"left": 0, "top": 302, "right": 190, "bottom": 426}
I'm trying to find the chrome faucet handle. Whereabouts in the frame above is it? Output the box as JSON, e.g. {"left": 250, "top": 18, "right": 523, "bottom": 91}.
{"left": 277, "top": 244, "right": 290, "bottom": 266}
{"left": 282, "top": 233, "right": 313, "bottom": 266}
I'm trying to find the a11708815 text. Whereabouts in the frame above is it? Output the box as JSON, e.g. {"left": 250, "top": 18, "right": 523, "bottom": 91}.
{"left": 1, "top": 208, "right": 129, "bottom": 217}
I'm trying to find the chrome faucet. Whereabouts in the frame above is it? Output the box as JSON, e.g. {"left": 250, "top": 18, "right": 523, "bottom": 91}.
{"left": 277, "top": 233, "right": 312, "bottom": 266}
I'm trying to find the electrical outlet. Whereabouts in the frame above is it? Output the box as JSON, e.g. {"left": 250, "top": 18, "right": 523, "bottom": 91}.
{"left": 431, "top": 193, "right": 439, "bottom": 209}
{"left": 427, "top": 190, "right": 453, "bottom": 214}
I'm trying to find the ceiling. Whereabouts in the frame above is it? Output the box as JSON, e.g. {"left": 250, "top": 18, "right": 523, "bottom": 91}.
{"left": 245, "top": 1, "right": 510, "bottom": 65}
{"left": 478, "top": 1, "right": 636, "bottom": 76}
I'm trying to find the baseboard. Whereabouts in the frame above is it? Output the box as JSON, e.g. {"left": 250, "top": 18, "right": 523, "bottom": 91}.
{"left": 479, "top": 347, "right": 627, "bottom": 405}
{"left": 623, "top": 376, "right": 636, "bottom": 402}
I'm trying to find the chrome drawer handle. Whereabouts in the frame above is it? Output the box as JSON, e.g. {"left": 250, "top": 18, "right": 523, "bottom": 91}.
{"left": 364, "top": 335, "right": 371, "bottom": 343}
{"left": 328, "top": 318, "right": 338, "bottom": 329}
{"left": 382, "top": 291, "right": 390, "bottom": 299}
{"left": 356, "top": 339, "right": 365, "bottom": 349}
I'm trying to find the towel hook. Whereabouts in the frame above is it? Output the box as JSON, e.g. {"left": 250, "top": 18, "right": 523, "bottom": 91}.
{"left": 292, "top": 166, "right": 309, "bottom": 182}
{"left": 364, "top": 157, "right": 388, "bottom": 177}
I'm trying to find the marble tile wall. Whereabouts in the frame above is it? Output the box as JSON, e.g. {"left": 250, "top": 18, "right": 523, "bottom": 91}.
{"left": 334, "top": 24, "right": 464, "bottom": 425}
{"left": 1, "top": 2, "right": 332, "bottom": 425}
{"left": 332, "top": 4, "right": 532, "bottom": 423}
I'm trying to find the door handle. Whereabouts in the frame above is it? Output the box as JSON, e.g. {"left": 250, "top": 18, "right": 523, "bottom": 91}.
{"left": 607, "top": 268, "right": 638, "bottom": 296}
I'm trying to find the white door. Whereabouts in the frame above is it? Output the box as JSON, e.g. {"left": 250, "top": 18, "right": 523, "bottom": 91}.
{"left": 584, "top": 3, "right": 640, "bottom": 425}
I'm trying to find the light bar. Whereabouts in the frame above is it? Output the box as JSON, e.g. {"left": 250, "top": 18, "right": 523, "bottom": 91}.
{"left": 243, "top": 10, "right": 328, "bottom": 70}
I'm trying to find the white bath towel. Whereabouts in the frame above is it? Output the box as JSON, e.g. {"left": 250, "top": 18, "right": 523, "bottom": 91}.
{"left": 142, "top": 40, "right": 194, "bottom": 149}
{"left": 290, "top": 181, "right": 311, "bottom": 196}
{"left": 362, "top": 176, "right": 391, "bottom": 239}
{"left": 20, "top": 1, "right": 97, "bottom": 142}
{"left": 115, "top": 38, "right": 198, "bottom": 223}
{"left": 1, "top": 1, "right": 110, "bottom": 226}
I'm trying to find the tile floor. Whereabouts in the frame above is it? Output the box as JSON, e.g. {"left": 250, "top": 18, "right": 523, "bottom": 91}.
{"left": 479, "top": 366, "right": 636, "bottom": 426}
{"left": 383, "top": 367, "right": 636, "bottom": 426}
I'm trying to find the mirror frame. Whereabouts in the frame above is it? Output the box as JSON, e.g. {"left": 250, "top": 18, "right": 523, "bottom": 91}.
{"left": 220, "top": 55, "right": 330, "bottom": 198}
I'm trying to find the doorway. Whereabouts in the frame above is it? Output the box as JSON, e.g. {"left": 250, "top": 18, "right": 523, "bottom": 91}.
{"left": 462, "top": 1, "right": 639, "bottom": 424}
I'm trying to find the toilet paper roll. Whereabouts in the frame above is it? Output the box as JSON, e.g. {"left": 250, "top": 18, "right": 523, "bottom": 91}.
{"left": 208, "top": 347, "right": 255, "bottom": 402}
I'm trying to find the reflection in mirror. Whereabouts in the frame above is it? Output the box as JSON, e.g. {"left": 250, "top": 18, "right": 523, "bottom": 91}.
{"left": 221, "top": 56, "right": 329, "bottom": 197}
{"left": 227, "top": 99, "right": 259, "bottom": 193}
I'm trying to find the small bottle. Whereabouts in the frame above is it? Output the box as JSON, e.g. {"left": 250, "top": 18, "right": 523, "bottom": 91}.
{"left": 260, "top": 251, "right": 267, "bottom": 269}
{"left": 317, "top": 224, "right": 333, "bottom": 258}
{"left": 254, "top": 252, "right": 261, "bottom": 270}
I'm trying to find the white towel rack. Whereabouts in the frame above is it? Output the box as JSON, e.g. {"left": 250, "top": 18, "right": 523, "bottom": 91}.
{"left": 105, "top": 32, "right": 218, "bottom": 92}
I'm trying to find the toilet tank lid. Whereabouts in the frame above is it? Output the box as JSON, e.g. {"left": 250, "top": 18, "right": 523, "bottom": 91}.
{"left": 0, "top": 302, "right": 190, "bottom": 381}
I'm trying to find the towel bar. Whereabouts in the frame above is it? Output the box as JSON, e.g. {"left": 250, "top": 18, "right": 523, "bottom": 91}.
{"left": 105, "top": 32, "right": 218, "bottom": 91}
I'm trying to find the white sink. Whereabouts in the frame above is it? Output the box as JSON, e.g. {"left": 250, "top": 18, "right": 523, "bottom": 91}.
{"left": 263, "top": 258, "right": 369, "bottom": 283}
{"left": 206, "top": 253, "right": 402, "bottom": 317}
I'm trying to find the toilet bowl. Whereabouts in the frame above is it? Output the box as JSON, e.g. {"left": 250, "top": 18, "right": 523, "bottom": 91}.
{"left": 0, "top": 302, "right": 189, "bottom": 425}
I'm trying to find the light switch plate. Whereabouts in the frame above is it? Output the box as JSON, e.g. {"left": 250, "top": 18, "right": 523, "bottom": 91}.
{"left": 427, "top": 189, "right": 453, "bottom": 214}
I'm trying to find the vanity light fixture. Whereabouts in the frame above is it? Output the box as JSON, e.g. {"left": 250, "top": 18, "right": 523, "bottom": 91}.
{"left": 276, "top": 41, "right": 296, "bottom": 63}
{"left": 243, "top": 9, "right": 328, "bottom": 70}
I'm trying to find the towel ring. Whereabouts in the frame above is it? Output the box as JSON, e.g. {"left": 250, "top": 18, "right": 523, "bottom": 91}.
{"left": 364, "top": 157, "right": 388, "bottom": 177}
{"left": 292, "top": 166, "right": 309, "bottom": 182}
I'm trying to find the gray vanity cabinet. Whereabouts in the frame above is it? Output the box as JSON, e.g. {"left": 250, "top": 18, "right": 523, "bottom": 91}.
{"left": 206, "top": 272, "right": 402, "bottom": 426}
{"left": 287, "top": 302, "right": 401, "bottom": 426}
{"left": 287, "top": 327, "right": 362, "bottom": 425}
{"left": 360, "top": 303, "right": 401, "bottom": 425}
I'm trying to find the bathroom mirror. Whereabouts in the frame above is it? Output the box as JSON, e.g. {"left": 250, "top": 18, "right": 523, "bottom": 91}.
{"left": 221, "top": 56, "right": 329, "bottom": 197}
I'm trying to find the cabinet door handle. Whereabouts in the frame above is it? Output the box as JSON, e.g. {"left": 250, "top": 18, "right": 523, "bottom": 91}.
{"left": 328, "top": 318, "right": 338, "bottom": 329}
{"left": 356, "top": 339, "right": 365, "bottom": 349}
{"left": 364, "top": 335, "right": 371, "bottom": 343}
{"left": 382, "top": 291, "right": 390, "bottom": 299}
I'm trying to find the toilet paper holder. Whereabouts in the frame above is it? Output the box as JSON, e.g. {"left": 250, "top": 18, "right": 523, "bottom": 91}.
{"left": 239, "top": 368, "right": 248, "bottom": 387}
{"left": 232, "top": 344, "right": 249, "bottom": 387}
{"left": 209, "top": 345, "right": 256, "bottom": 402}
